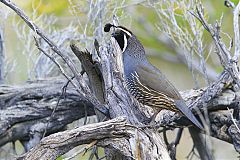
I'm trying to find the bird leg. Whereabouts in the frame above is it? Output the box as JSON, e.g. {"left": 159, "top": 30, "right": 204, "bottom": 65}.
{"left": 168, "top": 128, "right": 183, "bottom": 160}
{"left": 149, "top": 109, "right": 161, "bottom": 125}
{"left": 149, "top": 112, "right": 158, "bottom": 124}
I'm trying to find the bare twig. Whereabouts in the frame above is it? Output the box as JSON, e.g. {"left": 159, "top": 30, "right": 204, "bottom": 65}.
{"left": 34, "top": 37, "right": 81, "bottom": 94}
{"left": 186, "top": 146, "right": 199, "bottom": 160}
{"left": 0, "top": 26, "right": 4, "bottom": 84}
{"left": 150, "top": 0, "right": 212, "bottom": 86}
{"left": 167, "top": 128, "right": 183, "bottom": 160}
{"left": 233, "top": 2, "right": 240, "bottom": 61}
{"left": 42, "top": 76, "right": 75, "bottom": 138}
{"left": 190, "top": 4, "right": 240, "bottom": 88}
{"left": 88, "top": 146, "right": 100, "bottom": 160}
{"left": 63, "top": 141, "right": 97, "bottom": 160}
{"left": 0, "top": 0, "right": 89, "bottom": 93}
{"left": 228, "top": 108, "right": 240, "bottom": 133}
{"left": 189, "top": 127, "right": 214, "bottom": 160}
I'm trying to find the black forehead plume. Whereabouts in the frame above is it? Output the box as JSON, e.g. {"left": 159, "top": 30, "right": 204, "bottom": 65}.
{"left": 104, "top": 23, "right": 132, "bottom": 35}
{"left": 104, "top": 23, "right": 114, "bottom": 32}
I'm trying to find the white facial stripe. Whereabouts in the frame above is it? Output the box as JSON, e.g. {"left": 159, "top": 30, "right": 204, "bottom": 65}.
{"left": 118, "top": 28, "right": 132, "bottom": 37}
{"left": 122, "top": 34, "right": 128, "bottom": 52}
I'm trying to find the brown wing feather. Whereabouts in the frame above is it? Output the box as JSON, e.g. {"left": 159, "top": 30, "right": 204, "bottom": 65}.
{"left": 136, "top": 63, "right": 182, "bottom": 100}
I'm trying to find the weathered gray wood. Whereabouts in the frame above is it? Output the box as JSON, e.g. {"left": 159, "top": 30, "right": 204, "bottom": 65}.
{"left": 17, "top": 117, "right": 131, "bottom": 160}
{"left": 0, "top": 78, "right": 95, "bottom": 150}
{"left": 0, "top": 0, "right": 240, "bottom": 159}
{"left": 16, "top": 117, "right": 173, "bottom": 160}
{"left": 161, "top": 88, "right": 240, "bottom": 149}
{"left": 0, "top": 77, "right": 239, "bottom": 158}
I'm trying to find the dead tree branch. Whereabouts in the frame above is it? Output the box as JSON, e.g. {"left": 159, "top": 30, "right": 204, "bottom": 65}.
{"left": 17, "top": 117, "right": 133, "bottom": 160}
{"left": 0, "top": 0, "right": 240, "bottom": 159}
{"left": 0, "top": 78, "right": 95, "bottom": 151}
{"left": 0, "top": 77, "right": 239, "bottom": 157}
{"left": 0, "top": 76, "right": 239, "bottom": 156}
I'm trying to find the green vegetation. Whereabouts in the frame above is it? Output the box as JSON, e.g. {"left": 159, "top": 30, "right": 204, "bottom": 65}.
{"left": 0, "top": 0, "right": 239, "bottom": 159}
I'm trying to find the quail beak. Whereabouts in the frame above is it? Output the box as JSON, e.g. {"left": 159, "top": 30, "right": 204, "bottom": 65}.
{"left": 111, "top": 32, "right": 119, "bottom": 37}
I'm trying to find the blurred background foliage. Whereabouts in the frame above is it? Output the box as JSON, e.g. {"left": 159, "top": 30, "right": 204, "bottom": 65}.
{"left": 2, "top": 0, "right": 237, "bottom": 88}
{"left": 0, "top": 0, "right": 239, "bottom": 159}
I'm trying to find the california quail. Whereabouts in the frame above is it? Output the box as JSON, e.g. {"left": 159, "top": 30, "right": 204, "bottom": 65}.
{"left": 104, "top": 23, "right": 203, "bottom": 129}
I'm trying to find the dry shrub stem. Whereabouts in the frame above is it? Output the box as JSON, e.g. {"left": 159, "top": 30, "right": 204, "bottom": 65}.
{"left": 0, "top": 0, "right": 240, "bottom": 159}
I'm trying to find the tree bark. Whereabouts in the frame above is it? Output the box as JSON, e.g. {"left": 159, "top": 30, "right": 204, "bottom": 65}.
{"left": 0, "top": 78, "right": 95, "bottom": 151}
{"left": 0, "top": 0, "right": 240, "bottom": 159}
{"left": 0, "top": 77, "right": 239, "bottom": 158}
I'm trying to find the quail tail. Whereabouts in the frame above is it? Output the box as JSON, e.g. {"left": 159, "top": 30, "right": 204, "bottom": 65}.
{"left": 174, "top": 100, "right": 204, "bottom": 130}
